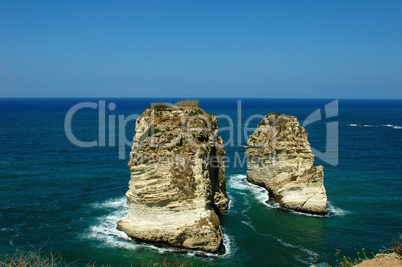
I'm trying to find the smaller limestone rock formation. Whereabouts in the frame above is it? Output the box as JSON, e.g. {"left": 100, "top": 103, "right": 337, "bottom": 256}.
{"left": 246, "top": 113, "right": 328, "bottom": 215}
{"left": 117, "top": 101, "right": 228, "bottom": 253}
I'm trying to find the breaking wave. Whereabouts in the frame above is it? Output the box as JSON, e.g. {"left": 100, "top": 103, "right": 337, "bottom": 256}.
{"left": 327, "top": 201, "right": 349, "bottom": 216}
{"left": 383, "top": 124, "right": 402, "bottom": 129}
{"left": 227, "top": 174, "right": 270, "bottom": 208}
{"left": 347, "top": 124, "right": 373, "bottom": 127}
{"left": 91, "top": 197, "right": 128, "bottom": 209}
{"left": 84, "top": 176, "right": 347, "bottom": 262}
{"left": 228, "top": 174, "right": 347, "bottom": 217}
{"left": 84, "top": 197, "right": 236, "bottom": 259}
{"left": 348, "top": 123, "right": 402, "bottom": 129}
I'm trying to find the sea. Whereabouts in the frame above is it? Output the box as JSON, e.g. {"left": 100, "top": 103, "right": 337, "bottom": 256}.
{"left": 0, "top": 98, "right": 401, "bottom": 267}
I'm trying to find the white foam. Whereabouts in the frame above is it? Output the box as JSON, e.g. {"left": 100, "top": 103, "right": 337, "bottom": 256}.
{"left": 229, "top": 174, "right": 349, "bottom": 218}
{"left": 84, "top": 197, "right": 236, "bottom": 259}
{"left": 288, "top": 202, "right": 348, "bottom": 218}
{"left": 382, "top": 124, "right": 402, "bottom": 129}
{"left": 219, "top": 231, "right": 237, "bottom": 259}
{"left": 1, "top": 228, "right": 15, "bottom": 232}
{"left": 327, "top": 202, "right": 349, "bottom": 216}
{"left": 289, "top": 210, "right": 326, "bottom": 218}
{"left": 275, "top": 237, "right": 318, "bottom": 259}
{"left": 348, "top": 123, "right": 402, "bottom": 129}
{"left": 275, "top": 237, "right": 296, "bottom": 248}
{"left": 347, "top": 123, "right": 374, "bottom": 127}
{"left": 91, "top": 197, "right": 128, "bottom": 209}
{"left": 227, "top": 174, "right": 270, "bottom": 208}
{"left": 298, "top": 246, "right": 316, "bottom": 257}
{"left": 240, "top": 220, "right": 257, "bottom": 232}
{"left": 226, "top": 192, "right": 234, "bottom": 210}
{"left": 261, "top": 199, "right": 281, "bottom": 209}
{"left": 227, "top": 174, "right": 249, "bottom": 191}
{"left": 228, "top": 174, "right": 282, "bottom": 210}
{"left": 86, "top": 208, "right": 135, "bottom": 250}
{"left": 294, "top": 255, "right": 314, "bottom": 266}
{"left": 1, "top": 227, "right": 20, "bottom": 235}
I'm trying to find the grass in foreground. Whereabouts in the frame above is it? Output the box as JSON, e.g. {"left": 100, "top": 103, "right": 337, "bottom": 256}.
{"left": 335, "top": 248, "right": 374, "bottom": 267}
{"left": 142, "top": 258, "right": 194, "bottom": 267}
{"left": 386, "top": 233, "right": 402, "bottom": 257}
{"left": 322, "top": 234, "right": 402, "bottom": 267}
{"left": 0, "top": 246, "right": 69, "bottom": 267}
{"left": 0, "top": 246, "right": 194, "bottom": 267}
{"left": 3, "top": 234, "right": 401, "bottom": 266}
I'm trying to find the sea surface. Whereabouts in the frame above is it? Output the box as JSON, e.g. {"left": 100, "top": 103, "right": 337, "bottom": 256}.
{"left": 0, "top": 98, "right": 401, "bottom": 266}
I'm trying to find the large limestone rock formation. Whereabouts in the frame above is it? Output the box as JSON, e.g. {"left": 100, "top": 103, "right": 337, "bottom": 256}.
{"left": 117, "top": 101, "right": 228, "bottom": 253}
{"left": 246, "top": 113, "right": 328, "bottom": 215}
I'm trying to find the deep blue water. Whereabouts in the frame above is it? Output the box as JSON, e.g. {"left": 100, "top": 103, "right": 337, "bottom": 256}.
{"left": 0, "top": 98, "right": 401, "bottom": 266}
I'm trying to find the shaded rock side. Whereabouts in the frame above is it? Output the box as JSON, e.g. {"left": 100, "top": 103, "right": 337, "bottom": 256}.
{"left": 246, "top": 113, "right": 328, "bottom": 215}
{"left": 117, "top": 102, "right": 228, "bottom": 253}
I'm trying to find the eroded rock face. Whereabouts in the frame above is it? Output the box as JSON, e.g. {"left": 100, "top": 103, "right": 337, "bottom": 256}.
{"left": 117, "top": 102, "right": 228, "bottom": 253}
{"left": 246, "top": 113, "right": 328, "bottom": 215}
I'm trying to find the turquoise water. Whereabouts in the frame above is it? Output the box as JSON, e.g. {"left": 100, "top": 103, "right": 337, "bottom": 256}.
{"left": 0, "top": 98, "right": 401, "bottom": 266}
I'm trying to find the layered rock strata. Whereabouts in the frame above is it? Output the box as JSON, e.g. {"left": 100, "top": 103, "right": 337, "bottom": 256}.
{"left": 117, "top": 102, "right": 228, "bottom": 253}
{"left": 246, "top": 113, "right": 328, "bottom": 215}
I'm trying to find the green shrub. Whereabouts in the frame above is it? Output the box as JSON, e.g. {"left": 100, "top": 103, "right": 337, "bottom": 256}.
{"left": 386, "top": 233, "right": 402, "bottom": 257}
{"left": 148, "top": 102, "right": 169, "bottom": 110}
{"left": 338, "top": 249, "right": 370, "bottom": 266}
{"left": 175, "top": 99, "right": 199, "bottom": 107}
{"left": 329, "top": 248, "right": 375, "bottom": 267}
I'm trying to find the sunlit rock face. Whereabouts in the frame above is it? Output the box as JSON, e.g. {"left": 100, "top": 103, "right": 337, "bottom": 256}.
{"left": 117, "top": 102, "right": 228, "bottom": 253}
{"left": 246, "top": 113, "right": 328, "bottom": 215}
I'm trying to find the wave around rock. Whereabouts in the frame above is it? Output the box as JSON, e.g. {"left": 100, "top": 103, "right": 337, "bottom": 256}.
{"left": 117, "top": 102, "right": 228, "bottom": 253}
{"left": 246, "top": 113, "right": 328, "bottom": 215}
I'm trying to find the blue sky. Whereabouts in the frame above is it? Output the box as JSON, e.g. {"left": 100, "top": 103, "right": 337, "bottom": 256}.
{"left": 0, "top": 0, "right": 401, "bottom": 98}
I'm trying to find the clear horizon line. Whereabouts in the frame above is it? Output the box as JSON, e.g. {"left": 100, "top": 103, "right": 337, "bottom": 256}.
{"left": 1, "top": 96, "right": 402, "bottom": 101}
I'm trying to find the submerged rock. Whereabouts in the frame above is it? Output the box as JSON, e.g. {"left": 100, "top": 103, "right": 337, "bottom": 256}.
{"left": 117, "top": 102, "right": 228, "bottom": 253}
{"left": 246, "top": 113, "right": 328, "bottom": 215}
